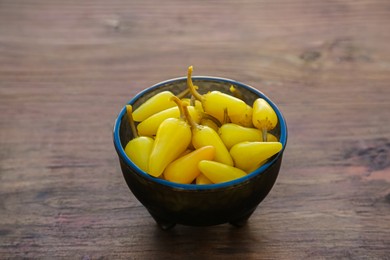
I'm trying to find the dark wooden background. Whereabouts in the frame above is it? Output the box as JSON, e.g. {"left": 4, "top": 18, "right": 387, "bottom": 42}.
{"left": 1, "top": 0, "right": 389, "bottom": 259}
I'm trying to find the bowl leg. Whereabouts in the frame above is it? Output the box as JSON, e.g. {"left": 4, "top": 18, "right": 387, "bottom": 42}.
{"left": 148, "top": 211, "right": 176, "bottom": 230}
{"left": 229, "top": 209, "right": 255, "bottom": 227}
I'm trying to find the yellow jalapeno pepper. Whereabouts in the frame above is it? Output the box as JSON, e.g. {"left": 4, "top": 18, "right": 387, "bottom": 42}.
{"left": 164, "top": 146, "right": 215, "bottom": 184}
{"left": 198, "top": 160, "right": 247, "bottom": 184}
{"left": 147, "top": 97, "right": 192, "bottom": 177}
{"left": 230, "top": 141, "right": 282, "bottom": 173}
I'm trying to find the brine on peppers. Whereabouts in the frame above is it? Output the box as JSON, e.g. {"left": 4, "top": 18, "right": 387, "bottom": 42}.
{"left": 124, "top": 105, "right": 154, "bottom": 172}
{"left": 147, "top": 97, "right": 192, "bottom": 177}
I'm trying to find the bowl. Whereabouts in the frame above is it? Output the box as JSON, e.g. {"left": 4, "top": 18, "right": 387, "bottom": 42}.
{"left": 113, "top": 76, "right": 288, "bottom": 229}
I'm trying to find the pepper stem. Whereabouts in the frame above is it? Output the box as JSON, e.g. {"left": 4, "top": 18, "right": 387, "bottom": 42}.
{"left": 187, "top": 66, "right": 203, "bottom": 101}
{"left": 202, "top": 112, "right": 222, "bottom": 128}
{"left": 126, "top": 105, "right": 139, "bottom": 138}
{"left": 182, "top": 102, "right": 198, "bottom": 129}
{"left": 223, "top": 108, "right": 230, "bottom": 124}
{"left": 171, "top": 96, "right": 186, "bottom": 120}
{"left": 262, "top": 128, "right": 268, "bottom": 142}
{"left": 176, "top": 87, "right": 191, "bottom": 99}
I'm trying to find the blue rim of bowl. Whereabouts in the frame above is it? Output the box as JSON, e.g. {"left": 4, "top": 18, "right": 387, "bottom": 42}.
{"left": 113, "top": 76, "right": 288, "bottom": 190}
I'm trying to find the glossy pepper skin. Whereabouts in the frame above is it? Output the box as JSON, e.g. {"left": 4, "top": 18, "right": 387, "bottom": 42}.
{"left": 164, "top": 146, "right": 215, "bottom": 184}
{"left": 147, "top": 97, "right": 192, "bottom": 177}
{"left": 123, "top": 105, "right": 154, "bottom": 172}
{"left": 230, "top": 141, "right": 282, "bottom": 173}
{"left": 187, "top": 66, "right": 247, "bottom": 123}
{"left": 198, "top": 160, "right": 247, "bottom": 184}
{"left": 125, "top": 138, "right": 154, "bottom": 172}
{"left": 228, "top": 86, "right": 253, "bottom": 127}
{"left": 132, "top": 91, "right": 177, "bottom": 122}
{"left": 132, "top": 87, "right": 192, "bottom": 122}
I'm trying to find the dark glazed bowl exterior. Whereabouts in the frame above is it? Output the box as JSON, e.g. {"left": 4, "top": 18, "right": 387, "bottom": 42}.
{"left": 113, "top": 76, "right": 288, "bottom": 229}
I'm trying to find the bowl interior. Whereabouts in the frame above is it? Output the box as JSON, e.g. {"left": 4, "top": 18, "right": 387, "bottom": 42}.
{"left": 113, "top": 76, "right": 287, "bottom": 190}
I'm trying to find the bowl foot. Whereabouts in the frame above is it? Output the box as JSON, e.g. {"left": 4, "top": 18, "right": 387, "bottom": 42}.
{"left": 229, "top": 210, "right": 255, "bottom": 227}
{"left": 229, "top": 219, "right": 248, "bottom": 227}
{"left": 149, "top": 212, "right": 176, "bottom": 230}
{"left": 157, "top": 221, "right": 176, "bottom": 230}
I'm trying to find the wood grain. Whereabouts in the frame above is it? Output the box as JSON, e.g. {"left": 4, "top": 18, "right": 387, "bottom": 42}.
{"left": 1, "top": 0, "right": 389, "bottom": 259}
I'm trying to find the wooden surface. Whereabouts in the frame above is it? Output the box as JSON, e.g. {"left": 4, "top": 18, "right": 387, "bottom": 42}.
{"left": 1, "top": 0, "right": 389, "bottom": 259}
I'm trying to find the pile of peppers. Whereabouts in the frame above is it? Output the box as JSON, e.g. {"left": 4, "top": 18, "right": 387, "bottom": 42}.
{"left": 124, "top": 66, "right": 282, "bottom": 185}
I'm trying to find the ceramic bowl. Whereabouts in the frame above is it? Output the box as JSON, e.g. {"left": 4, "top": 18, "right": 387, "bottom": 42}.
{"left": 113, "top": 76, "right": 288, "bottom": 229}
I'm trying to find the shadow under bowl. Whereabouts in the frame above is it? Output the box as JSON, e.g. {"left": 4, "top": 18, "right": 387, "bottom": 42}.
{"left": 113, "top": 76, "right": 288, "bottom": 229}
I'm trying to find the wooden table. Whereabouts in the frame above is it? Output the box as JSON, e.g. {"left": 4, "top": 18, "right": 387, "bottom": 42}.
{"left": 1, "top": 0, "right": 389, "bottom": 259}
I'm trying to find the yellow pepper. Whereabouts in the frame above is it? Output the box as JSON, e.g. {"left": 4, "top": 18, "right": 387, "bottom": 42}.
{"left": 228, "top": 104, "right": 253, "bottom": 127}
{"left": 164, "top": 146, "right": 215, "bottom": 184}
{"left": 252, "top": 98, "right": 278, "bottom": 141}
{"left": 196, "top": 174, "right": 213, "bottom": 185}
{"left": 230, "top": 141, "right": 282, "bottom": 173}
{"left": 132, "top": 88, "right": 191, "bottom": 122}
{"left": 198, "top": 160, "right": 247, "bottom": 184}
{"left": 147, "top": 97, "right": 192, "bottom": 177}
{"left": 219, "top": 123, "right": 278, "bottom": 149}
{"left": 132, "top": 91, "right": 176, "bottom": 122}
